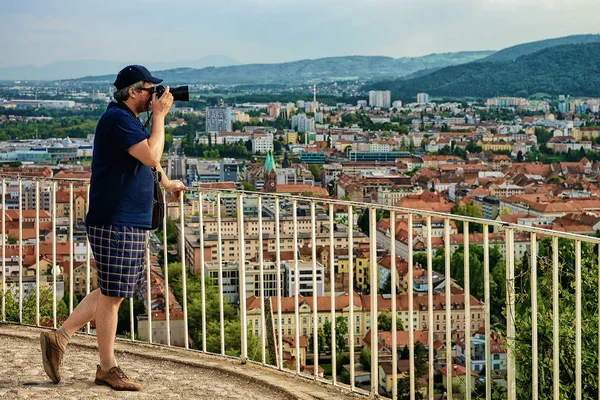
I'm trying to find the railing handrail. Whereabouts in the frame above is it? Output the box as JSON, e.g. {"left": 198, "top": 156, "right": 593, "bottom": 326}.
{"left": 1, "top": 173, "right": 597, "bottom": 400}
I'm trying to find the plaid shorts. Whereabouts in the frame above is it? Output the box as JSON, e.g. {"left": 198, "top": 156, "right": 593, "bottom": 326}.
{"left": 86, "top": 225, "right": 147, "bottom": 298}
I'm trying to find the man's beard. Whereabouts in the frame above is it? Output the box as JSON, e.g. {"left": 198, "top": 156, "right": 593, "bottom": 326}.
{"left": 136, "top": 100, "right": 151, "bottom": 115}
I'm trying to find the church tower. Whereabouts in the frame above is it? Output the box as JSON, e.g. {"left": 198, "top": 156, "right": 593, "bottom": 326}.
{"left": 264, "top": 151, "right": 277, "bottom": 193}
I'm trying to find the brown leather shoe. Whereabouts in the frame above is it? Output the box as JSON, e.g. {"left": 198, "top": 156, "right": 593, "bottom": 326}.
{"left": 95, "top": 365, "right": 142, "bottom": 391}
{"left": 40, "top": 331, "right": 64, "bottom": 384}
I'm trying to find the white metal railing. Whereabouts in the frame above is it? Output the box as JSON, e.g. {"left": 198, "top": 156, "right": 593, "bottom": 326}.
{"left": 1, "top": 174, "right": 599, "bottom": 400}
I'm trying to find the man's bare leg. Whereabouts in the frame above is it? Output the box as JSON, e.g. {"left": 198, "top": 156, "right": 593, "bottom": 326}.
{"left": 94, "top": 292, "right": 124, "bottom": 369}
{"left": 60, "top": 288, "right": 102, "bottom": 337}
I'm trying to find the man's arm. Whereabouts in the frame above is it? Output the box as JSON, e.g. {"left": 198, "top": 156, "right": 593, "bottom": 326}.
{"left": 128, "top": 88, "right": 174, "bottom": 167}
{"left": 156, "top": 164, "right": 170, "bottom": 187}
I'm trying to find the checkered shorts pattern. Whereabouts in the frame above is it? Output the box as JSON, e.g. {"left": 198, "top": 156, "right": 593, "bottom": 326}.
{"left": 86, "top": 225, "right": 147, "bottom": 298}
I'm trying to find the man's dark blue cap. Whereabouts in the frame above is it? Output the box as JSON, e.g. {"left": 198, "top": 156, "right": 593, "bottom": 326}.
{"left": 113, "top": 65, "right": 163, "bottom": 90}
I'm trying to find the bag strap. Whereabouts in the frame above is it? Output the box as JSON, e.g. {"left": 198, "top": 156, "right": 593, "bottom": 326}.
{"left": 151, "top": 167, "right": 162, "bottom": 183}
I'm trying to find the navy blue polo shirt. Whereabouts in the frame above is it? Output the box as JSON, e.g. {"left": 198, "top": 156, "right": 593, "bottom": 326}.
{"left": 86, "top": 101, "right": 153, "bottom": 229}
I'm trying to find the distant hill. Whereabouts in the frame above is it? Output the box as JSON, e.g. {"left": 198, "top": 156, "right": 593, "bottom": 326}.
{"left": 367, "top": 42, "right": 600, "bottom": 99}
{"left": 70, "top": 52, "right": 494, "bottom": 85}
{"left": 0, "top": 56, "right": 240, "bottom": 81}
{"left": 478, "top": 34, "right": 600, "bottom": 63}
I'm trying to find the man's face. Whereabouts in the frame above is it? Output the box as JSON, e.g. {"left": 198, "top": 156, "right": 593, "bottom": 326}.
{"left": 131, "top": 82, "right": 154, "bottom": 114}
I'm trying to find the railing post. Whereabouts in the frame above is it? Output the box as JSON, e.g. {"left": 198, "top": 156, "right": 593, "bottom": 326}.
{"left": 259, "top": 195, "right": 266, "bottom": 365}
{"left": 68, "top": 182, "right": 74, "bottom": 315}
{"left": 408, "top": 213, "right": 415, "bottom": 400}
{"left": 18, "top": 177, "right": 22, "bottom": 324}
{"left": 237, "top": 193, "right": 248, "bottom": 363}
{"left": 531, "top": 233, "right": 538, "bottom": 400}
{"left": 426, "top": 216, "right": 434, "bottom": 397}
{"left": 197, "top": 191, "right": 204, "bottom": 352}
{"left": 390, "top": 211, "right": 397, "bottom": 400}
{"left": 444, "top": 217, "right": 452, "bottom": 399}
{"left": 348, "top": 204, "right": 355, "bottom": 389}
{"left": 329, "top": 202, "right": 336, "bottom": 384}
{"left": 506, "top": 227, "right": 516, "bottom": 400}
{"left": 180, "top": 192, "right": 189, "bottom": 349}
{"left": 483, "top": 225, "right": 491, "bottom": 400}
{"left": 464, "top": 221, "right": 471, "bottom": 400}
{"left": 1, "top": 177, "right": 5, "bottom": 322}
{"left": 216, "top": 193, "right": 225, "bottom": 355}
{"left": 275, "top": 197, "right": 283, "bottom": 370}
{"left": 311, "top": 201, "right": 319, "bottom": 379}
{"left": 293, "top": 199, "right": 300, "bottom": 374}
{"left": 146, "top": 243, "right": 152, "bottom": 344}
{"left": 369, "top": 207, "right": 378, "bottom": 397}
{"left": 51, "top": 181, "right": 57, "bottom": 329}
{"left": 35, "top": 180, "right": 40, "bottom": 326}
{"left": 551, "top": 235, "right": 559, "bottom": 399}
{"left": 575, "top": 240, "right": 582, "bottom": 400}
{"left": 164, "top": 189, "right": 171, "bottom": 347}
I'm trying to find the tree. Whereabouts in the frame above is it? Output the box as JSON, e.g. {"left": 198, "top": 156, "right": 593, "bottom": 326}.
{"left": 378, "top": 309, "right": 404, "bottom": 331}
{"left": 167, "top": 262, "right": 263, "bottom": 360}
{"left": 516, "top": 150, "right": 524, "bottom": 162}
{"left": 398, "top": 376, "right": 424, "bottom": 399}
{"left": 4, "top": 287, "right": 69, "bottom": 325}
{"left": 451, "top": 202, "right": 484, "bottom": 233}
{"left": 513, "top": 238, "right": 599, "bottom": 398}
{"left": 117, "top": 297, "right": 145, "bottom": 336}
{"left": 360, "top": 346, "right": 371, "bottom": 371}
{"left": 382, "top": 273, "right": 400, "bottom": 295}
{"left": 326, "top": 134, "right": 332, "bottom": 148}
{"left": 547, "top": 175, "right": 561, "bottom": 184}
{"left": 320, "top": 316, "right": 348, "bottom": 355}
{"left": 242, "top": 181, "right": 255, "bottom": 191}
{"left": 282, "top": 152, "right": 291, "bottom": 168}
{"left": 308, "top": 164, "right": 321, "bottom": 181}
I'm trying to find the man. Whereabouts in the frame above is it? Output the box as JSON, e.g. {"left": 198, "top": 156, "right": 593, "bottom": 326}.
{"left": 40, "top": 65, "right": 186, "bottom": 391}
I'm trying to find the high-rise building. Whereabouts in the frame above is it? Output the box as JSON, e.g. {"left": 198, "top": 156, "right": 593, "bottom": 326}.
{"left": 219, "top": 159, "right": 239, "bottom": 182}
{"left": 417, "top": 93, "right": 429, "bottom": 104}
{"left": 368, "top": 90, "right": 391, "bottom": 108}
{"left": 314, "top": 111, "right": 324, "bottom": 124}
{"left": 291, "top": 114, "right": 315, "bottom": 133}
{"left": 558, "top": 95, "right": 568, "bottom": 114}
{"left": 205, "top": 107, "right": 233, "bottom": 132}
{"left": 392, "top": 100, "right": 403, "bottom": 109}
{"left": 267, "top": 103, "right": 281, "bottom": 119}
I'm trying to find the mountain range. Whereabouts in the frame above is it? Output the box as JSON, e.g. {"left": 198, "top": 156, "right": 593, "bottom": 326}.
{"left": 367, "top": 34, "right": 600, "bottom": 99}
{"left": 0, "top": 55, "right": 240, "bottom": 81}
{"left": 69, "top": 52, "right": 493, "bottom": 86}
{"left": 4, "top": 33, "right": 600, "bottom": 99}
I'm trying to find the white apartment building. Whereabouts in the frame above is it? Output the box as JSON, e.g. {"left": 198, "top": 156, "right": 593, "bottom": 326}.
{"left": 251, "top": 133, "right": 274, "bottom": 153}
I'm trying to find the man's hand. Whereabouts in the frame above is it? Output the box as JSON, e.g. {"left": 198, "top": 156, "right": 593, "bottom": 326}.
{"left": 151, "top": 86, "right": 174, "bottom": 118}
{"left": 163, "top": 179, "right": 187, "bottom": 199}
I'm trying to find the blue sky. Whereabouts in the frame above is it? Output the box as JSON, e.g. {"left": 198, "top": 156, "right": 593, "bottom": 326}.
{"left": 2, "top": 0, "right": 599, "bottom": 67}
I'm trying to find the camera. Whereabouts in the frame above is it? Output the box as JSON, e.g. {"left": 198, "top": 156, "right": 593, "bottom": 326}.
{"left": 155, "top": 85, "right": 189, "bottom": 102}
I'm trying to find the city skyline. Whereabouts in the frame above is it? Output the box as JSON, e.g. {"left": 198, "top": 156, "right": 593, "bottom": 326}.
{"left": 1, "top": 0, "right": 599, "bottom": 69}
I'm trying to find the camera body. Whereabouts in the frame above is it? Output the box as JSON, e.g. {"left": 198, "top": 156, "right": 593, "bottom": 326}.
{"left": 155, "top": 85, "right": 189, "bottom": 102}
